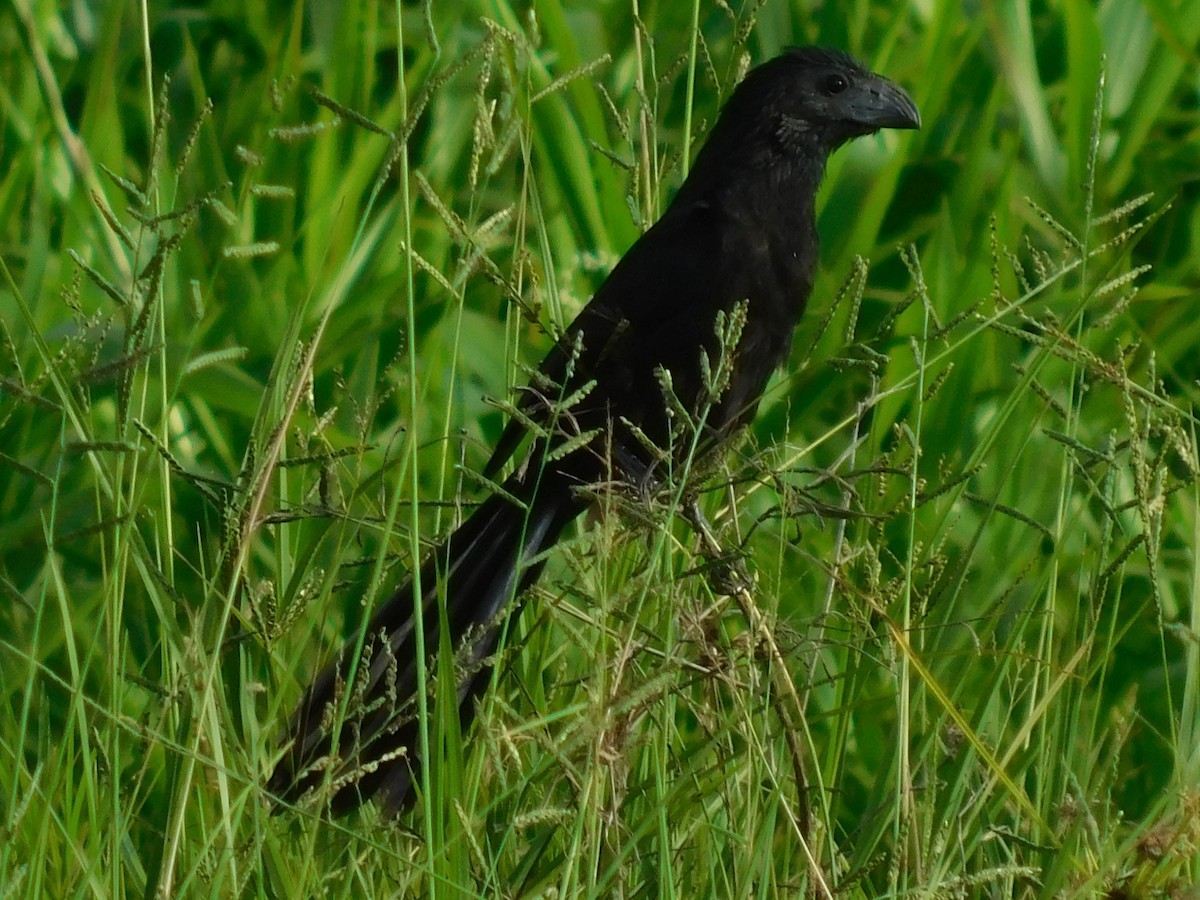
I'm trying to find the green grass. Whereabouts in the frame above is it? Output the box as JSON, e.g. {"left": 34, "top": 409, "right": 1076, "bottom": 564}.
{"left": 3, "top": 0, "right": 1199, "bottom": 896}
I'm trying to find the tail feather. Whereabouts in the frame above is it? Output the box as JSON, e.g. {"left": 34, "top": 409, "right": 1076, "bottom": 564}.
{"left": 267, "top": 470, "right": 583, "bottom": 814}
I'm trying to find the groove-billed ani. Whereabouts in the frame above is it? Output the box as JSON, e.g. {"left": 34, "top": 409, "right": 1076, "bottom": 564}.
{"left": 268, "top": 46, "right": 919, "bottom": 815}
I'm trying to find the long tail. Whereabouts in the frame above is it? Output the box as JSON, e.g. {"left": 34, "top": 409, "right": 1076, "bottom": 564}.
{"left": 267, "top": 469, "right": 583, "bottom": 815}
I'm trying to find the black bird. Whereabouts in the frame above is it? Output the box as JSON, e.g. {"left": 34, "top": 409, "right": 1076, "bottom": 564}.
{"left": 268, "top": 46, "right": 919, "bottom": 815}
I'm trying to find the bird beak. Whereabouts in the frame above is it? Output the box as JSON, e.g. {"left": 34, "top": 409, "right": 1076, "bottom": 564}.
{"left": 849, "top": 75, "right": 921, "bottom": 131}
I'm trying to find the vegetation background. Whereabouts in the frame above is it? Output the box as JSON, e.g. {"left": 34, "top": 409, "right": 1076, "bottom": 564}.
{"left": 2, "top": 0, "right": 1198, "bottom": 896}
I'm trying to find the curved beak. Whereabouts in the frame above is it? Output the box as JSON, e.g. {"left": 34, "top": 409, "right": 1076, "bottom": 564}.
{"left": 849, "top": 75, "right": 921, "bottom": 131}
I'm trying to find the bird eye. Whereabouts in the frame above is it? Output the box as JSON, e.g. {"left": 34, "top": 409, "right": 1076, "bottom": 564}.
{"left": 823, "top": 73, "right": 848, "bottom": 95}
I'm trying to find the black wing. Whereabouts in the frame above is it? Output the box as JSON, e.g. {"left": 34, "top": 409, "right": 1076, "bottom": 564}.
{"left": 483, "top": 198, "right": 765, "bottom": 481}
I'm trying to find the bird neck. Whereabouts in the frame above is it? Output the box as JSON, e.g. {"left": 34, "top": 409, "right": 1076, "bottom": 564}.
{"left": 728, "top": 151, "right": 825, "bottom": 280}
{"left": 680, "top": 132, "right": 829, "bottom": 235}
{"left": 670, "top": 137, "right": 829, "bottom": 303}
{"left": 746, "top": 153, "right": 825, "bottom": 231}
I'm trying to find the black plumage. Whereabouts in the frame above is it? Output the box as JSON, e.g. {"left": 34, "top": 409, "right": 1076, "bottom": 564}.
{"left": 268, "top": 46, "right": 919, "bottom": 815}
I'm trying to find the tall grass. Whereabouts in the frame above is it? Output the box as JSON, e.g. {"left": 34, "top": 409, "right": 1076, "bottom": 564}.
{"left": 2, "top": 0, "right": 1198, "bottom": 896}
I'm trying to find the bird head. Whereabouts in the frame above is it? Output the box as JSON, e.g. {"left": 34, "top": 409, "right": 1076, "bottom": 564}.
{"left": 677, "top": 47, "right": 919, "bottom": 203}
{"left": 757, "top": 46, "right": 921, "bottom": 150}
